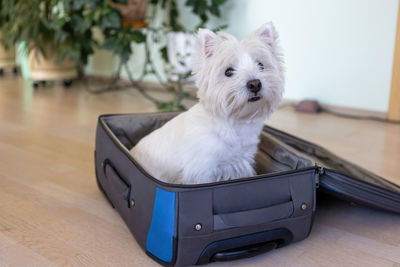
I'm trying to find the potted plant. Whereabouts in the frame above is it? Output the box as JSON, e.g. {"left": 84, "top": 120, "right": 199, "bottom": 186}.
{"left": 0, "top": 35, "right": 17, "bottom": 76}
{"left": 98, "top": 0, "right": 229, "bottom": 111}
{"left": 0, "top": 0, "right": 117, "bottom": 87}
{"left": 110, "top": 0, "right": 149, "bottom": 28}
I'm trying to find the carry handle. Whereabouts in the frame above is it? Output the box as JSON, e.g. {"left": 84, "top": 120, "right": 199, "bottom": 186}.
{"left": 196, "top": 228, "right": 292, "bottom": 265}
{"left": 213, "top": 201, "right": 294, "bottom": 230}
{"left": 103, "top": 159, "right": 134, "bottom": 208}
{"left": 211, "top": 241, "right": 278, "bottom": 262}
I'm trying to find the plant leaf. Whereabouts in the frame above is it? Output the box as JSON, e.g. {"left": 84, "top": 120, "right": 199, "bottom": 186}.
{"left": 130, "top": 31, "right": 146, "bottom": 43}
{"left": 159, "top": 46, "right": 168, "bottom": 62}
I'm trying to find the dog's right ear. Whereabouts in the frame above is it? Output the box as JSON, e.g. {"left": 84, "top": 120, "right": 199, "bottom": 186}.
{"left": 197, "top": 29, "right": 217, "bottom": 58}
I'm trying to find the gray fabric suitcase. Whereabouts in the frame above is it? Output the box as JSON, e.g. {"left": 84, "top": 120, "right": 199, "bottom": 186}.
{"left": 94, "top": 112, "right": 400, "bottom": 266}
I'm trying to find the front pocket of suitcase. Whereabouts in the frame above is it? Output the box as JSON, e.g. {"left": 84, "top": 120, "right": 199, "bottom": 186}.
{"left": 211, "top": 176, "right": 294, "bottom": 231}
{"left": 103, "top": 159, "right": 131, "bottom": 208}
{"left": 213, "top": 201, "right": 294, "bottom": 230}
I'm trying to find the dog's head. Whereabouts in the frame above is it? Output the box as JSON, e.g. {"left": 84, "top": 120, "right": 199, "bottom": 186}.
{"left": 192, "top": 22, "right": 284, "bottom": 120}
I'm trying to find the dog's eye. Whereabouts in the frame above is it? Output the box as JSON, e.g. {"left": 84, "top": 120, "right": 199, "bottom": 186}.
{"left": 258, "top": 62, "right": 264, "bottom": 70}
{"left": 225, "top": 67, "right": 234, "bottom": 77}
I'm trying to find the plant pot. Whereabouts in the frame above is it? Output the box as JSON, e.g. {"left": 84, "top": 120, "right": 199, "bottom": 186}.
{"left": 28, "top": 46, "right": 77, "bottom": 81}
{"left": 0, "top": 34, "right": 16, "bottom": 69}
{"left": 110, "top": 0, "right": 148, "bottom": 27}
{"left": 167, "top": 32, "right": 196, "bottom": 82}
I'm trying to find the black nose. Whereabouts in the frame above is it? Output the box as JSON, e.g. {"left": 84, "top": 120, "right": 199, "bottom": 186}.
{"left": 246, "top": 79, "right": 262, "bottom": 93}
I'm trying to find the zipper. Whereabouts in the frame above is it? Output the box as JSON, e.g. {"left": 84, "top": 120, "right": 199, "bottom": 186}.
{"left": 314, "top": 164, "right": 324, "bottom": 189}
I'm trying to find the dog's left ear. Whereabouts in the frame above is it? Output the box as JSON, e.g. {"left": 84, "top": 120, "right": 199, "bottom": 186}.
{"left": 255, "top": 22, "right": 278, "bottom": 46}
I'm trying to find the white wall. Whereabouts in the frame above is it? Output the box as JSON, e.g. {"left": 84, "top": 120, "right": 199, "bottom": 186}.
{"left": 87, "top": 0, "right": 399, "bottom": 112}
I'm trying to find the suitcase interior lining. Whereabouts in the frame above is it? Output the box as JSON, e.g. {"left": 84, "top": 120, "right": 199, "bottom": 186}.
{"left": 103, "top": 114, "right": 315, "bottom": 176}
{"left": 262, "top": 127, "right": 400, "bottom": 194}
{"left": 102, "top": 114, "right": 400, "bottom": 193}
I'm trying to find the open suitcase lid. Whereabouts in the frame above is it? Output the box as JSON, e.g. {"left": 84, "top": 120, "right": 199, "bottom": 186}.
{"left": 262, "top": 125, "right": 400, "bottom": 214}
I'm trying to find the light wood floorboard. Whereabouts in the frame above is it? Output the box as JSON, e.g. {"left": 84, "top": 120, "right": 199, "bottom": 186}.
{"left": 0, "top": 76, "right": 399, "bottom": 266}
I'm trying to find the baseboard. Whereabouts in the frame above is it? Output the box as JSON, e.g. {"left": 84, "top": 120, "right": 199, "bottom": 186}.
{"left": 281, "top": 98, "right": 387, "bottom": 120}
{"left": 322, "top": 103, "right": 387, "bottom": 120}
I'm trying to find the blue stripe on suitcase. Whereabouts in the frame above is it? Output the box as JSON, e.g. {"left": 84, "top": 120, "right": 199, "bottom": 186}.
{"left": 146, "top": 187, "right": 176, "bottom": 263}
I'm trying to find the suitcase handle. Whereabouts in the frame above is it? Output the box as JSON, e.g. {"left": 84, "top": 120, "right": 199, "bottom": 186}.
{"left": 211, "top": 240, "right": 278, "bottom": 262}
{"left": 197, "top": 228, "right": 292, "bottom": 265}
{"left": 213, "top": 200, "right": 293, "bottom": 230}
{"left": 103, "top": 159, "right": 133, "bottom": 208}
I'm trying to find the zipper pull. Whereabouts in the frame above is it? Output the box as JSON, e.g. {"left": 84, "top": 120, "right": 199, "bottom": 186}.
{"left": 314, "top": 164, "right": 324, "bottom": 188}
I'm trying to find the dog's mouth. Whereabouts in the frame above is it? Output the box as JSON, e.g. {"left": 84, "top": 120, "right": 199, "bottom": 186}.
{"left": 248, "top": 95, "right": 262, "bottom": 102}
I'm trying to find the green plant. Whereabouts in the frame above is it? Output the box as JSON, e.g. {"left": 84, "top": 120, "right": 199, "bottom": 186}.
{"left": 101, "top": 18, "right": 146, "bottom": 64}
{"left": 151, "top": 0, "right": 228, "bottom": 32}
{"left": 0, "top": 0, "right": 120, "bottom": 67}
{"left": 99, "top": 0, "right": 228, "bottom": 111}
{"left": 0, "top": 0, "right": 229, "bottom": 111}
{"left": 0, "top": 0, "right": 8, "bottom": 29}
{"left": 100, "top": 0, "right": 228, "bottom": 70}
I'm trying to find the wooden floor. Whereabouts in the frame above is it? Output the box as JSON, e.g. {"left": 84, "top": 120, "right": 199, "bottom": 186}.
{"left": 0, "top": 76, "right": 399, "bottom": 266}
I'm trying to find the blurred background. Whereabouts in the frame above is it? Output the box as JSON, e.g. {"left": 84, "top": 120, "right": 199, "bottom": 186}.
{"left": 1, "top": 0, "right": 399, "bottom": 117}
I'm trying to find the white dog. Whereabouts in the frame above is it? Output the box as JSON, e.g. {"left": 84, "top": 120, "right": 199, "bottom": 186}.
{"left": 131, "top": 22, "right": 284, "bottom": 184}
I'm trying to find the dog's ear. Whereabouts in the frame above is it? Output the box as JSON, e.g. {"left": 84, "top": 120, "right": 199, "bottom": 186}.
{"left": 197, "top": 29, "right": 217, "bottom": 58}
{"left": 255, "top": 22, "right": 278, "bottom": 46}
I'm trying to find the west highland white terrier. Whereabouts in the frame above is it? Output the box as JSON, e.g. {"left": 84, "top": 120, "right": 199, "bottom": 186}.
{"left": 131, "top": 22, "right": 284, "bottom": 184}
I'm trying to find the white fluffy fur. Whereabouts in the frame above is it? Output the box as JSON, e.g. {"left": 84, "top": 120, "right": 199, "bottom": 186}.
{"left": 131, "top": 22, "right": 284, "bottom": 184}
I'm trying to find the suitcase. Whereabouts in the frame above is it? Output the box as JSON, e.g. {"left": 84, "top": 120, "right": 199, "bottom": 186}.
{"left": 94, "top": 112, "right": 400, "bottom": 266}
